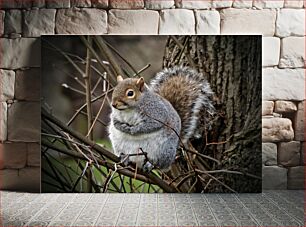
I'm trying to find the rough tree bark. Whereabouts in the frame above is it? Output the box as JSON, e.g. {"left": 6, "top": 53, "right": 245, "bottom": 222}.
{"left": 164, "top": 36, "right": 262, "bottom": 192}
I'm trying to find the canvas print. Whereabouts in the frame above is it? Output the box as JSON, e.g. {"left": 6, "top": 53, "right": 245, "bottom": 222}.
{"left": 41, "top": 35, "right": 262, "bottom": 193}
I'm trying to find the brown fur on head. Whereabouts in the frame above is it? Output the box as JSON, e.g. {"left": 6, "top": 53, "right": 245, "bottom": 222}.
{"left": 111, "top": 77, "right": 145, "bottom": 110}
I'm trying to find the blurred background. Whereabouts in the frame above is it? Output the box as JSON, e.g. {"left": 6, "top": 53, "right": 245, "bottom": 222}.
{"left": 41, "top": 35, "right": 262, "bottom": 193}
{"left": 41, "top": 36, "right": 168, "bottom": 192}
{"left": 42, "top": 36, "right": 167, "bottom": 141}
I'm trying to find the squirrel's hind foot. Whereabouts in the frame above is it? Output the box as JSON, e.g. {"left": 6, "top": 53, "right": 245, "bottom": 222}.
{"left": 119, "top": 153, "right": 130, "bottom": 166}
{"left": 142, "top": 161, "right": 154, "bottom": 173}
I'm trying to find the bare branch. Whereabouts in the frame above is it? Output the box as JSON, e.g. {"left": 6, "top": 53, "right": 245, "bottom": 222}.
{"left": 95, "top": 36, "right": 125, "bottom": 77}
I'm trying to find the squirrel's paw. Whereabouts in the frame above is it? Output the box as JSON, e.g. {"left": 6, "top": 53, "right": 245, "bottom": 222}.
{"left": 121, "top": 123, "right": 131, "bottom": 131}
{"left": 119, "top": 153, "right": 130, "bottom": 166}
{"left": 142, "top": 161, "right": 154, "bottom": 173}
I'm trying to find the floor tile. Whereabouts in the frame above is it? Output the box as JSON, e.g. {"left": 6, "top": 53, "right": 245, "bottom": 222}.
{"left": 0, "top": 190, "right": 303, "bottom": 227}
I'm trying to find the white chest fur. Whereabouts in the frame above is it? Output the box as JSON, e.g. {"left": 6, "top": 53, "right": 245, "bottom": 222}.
{"left": 108, "top": 108, "right": 165, "bottom": 167}
{"left": 112, "top": 108, "right": 142, "bottom": 125}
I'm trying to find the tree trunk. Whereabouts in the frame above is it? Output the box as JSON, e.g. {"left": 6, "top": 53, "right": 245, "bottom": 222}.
{"left": 163, "top": 36, "right": 262, "bottom": 192}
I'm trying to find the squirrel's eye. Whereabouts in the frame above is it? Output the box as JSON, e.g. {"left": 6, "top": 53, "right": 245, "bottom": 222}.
{"left": 126, "top": 90, "right": 134, "bottom": 97}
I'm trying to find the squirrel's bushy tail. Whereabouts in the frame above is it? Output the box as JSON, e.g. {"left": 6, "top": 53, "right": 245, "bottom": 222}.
{"left": 150, "top": 66, "right": 215, "bottom": 143}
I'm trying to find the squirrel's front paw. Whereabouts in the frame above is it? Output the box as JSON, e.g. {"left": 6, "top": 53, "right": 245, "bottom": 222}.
{"left": 142, "top": 161, "right": 154, "bottom": 173}
{"left": 113, "top": 120, "right": 132, "bottom": 134}
{"left": 119, "top": 153, "right": 130, "bottom": 166}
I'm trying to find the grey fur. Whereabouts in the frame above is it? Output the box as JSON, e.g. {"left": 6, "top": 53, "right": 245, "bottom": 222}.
{"left": 109, "top": 66, "right": 214, "bottom": 171}
{"left": 109, "top": 87, "right": 181, "bottom": 170}
{"left": 150, "top": 66, "right": 215, "bottom": 143}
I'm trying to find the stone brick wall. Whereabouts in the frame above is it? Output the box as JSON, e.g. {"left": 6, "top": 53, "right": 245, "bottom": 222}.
{"left": 0, "top": 0, "right": 304, "bottom": 192}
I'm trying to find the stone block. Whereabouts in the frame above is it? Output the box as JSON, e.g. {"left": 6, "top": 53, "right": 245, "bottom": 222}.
{"left": 0, "top": 142, "right": 27, "bottom": 169}
{"left": 262, "top": 143, "right": 277, "bottom": 166}
{"left": 0, "top": 10, "right": 4, "bottom": 35}
{"left": 262, "top": 166, "right": 287, "bottom": 189}
{"left": 15, "top": 68, "right": 40, "bottom": 101}
{"left": 23, "top": 9, "right": 56, "bottom": 37}
{"left": 91, "top": 0, "right": 108, "bottom": 8}
{"left": 4, "top": 9, "right": 22, "bottom": 35}
{"left": 294, "top": 101, "right": 305, "bottom": 141}
{"left": 195, "top": 10, "right": 220, "bottom": 35}
{"left": 159, "top": 9, "right": 195, "bottom": 34}
{"left": 0, "top": 102, "right": 7, "bottom": 142}
{"left": 232, "top": 0, "right": 252, "bottom": 8}
{"left": 0, "top": 38, "right": 41, "bottom": 69}
{"left": 253, "top": 0, "right": 284, "bottom": 8}
{"left": 262, "top": 118, "right": 294, "bottom": 142}
{"left": 220, "top": 9, "right": 276, "bottom": 36}
{"left": 262, "top": 101, "right": 274, "bottom": 115}
{"left": 8, "top": 102, "right": 40, "bottom": 142}
{"left": 0, "top": 0, "right": 31, "bottom": 9}
{"left": 288, "top": 166, "right": 304, "bottom": 189}
{"left": 284, "top": 0, "right": 304, "bottom": 8}
{"left": 212, "top": 0, "right": 233, "bottom": 8}
{"left": 71, "top": 0, "right": 91, "bottom": 7}
{"left": 276, "top": 9, "right": 305, "bottom": 37}
{"left": 301, "top": 142, "right": 305, "bottom": 165}
{"left": 0, "top": 167, "right": 40, "bottom": 192}
{"left": 263, "top": 68, "right": 305, "bottom": 101}
{"left": 262, "top": 37, "right": 280, "bottom": 66}
{"left": 46, "top": 0, "right": 70, "bottom": 8}
{"left": 280, "top": 37, "right": 305, "bottom": 68}
{"left": 108, "top": 10, "right": 159, "bottom": 34}
{"left": 56, "top": 8, "right": 107, "bottom": 34}
{"left": 27, "top": 143, "right": 40, "bottom": 167}
{"left": 145, "top": 0, "right": 175, "bottom": 9}
{"left": 278, "top": 141, "right": 301, "bottom": 167}
{"left": 0, "top": 70, "right": 15, "bottom": 102}
{"left": 32, "top": 0, "right": 46, "bottom": 8}
{"left": 274, "top": 101, "right": 297, "bottom": 113}
{"left": 176, "top": 0, "right": 212, "bottom": 8}
{"left": 109, "top": 0, "right": 144, "bottom": 8}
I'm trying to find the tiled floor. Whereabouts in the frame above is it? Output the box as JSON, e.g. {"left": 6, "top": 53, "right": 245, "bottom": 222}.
{"left": 1, "top": 190, "right": 304, "bottom": 226}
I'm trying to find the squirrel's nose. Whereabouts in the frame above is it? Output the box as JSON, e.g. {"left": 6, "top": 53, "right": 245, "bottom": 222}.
{"left": 112, "top": 103, "right": 117, "bottom": 108}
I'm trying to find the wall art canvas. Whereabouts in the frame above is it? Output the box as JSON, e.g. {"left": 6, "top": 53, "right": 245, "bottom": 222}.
{"left": 41, "top": 35, "right": 262, "bottom": 193}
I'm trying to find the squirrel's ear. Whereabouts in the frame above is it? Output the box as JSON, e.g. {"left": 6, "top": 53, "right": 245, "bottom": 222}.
{"left": 136, "top": 77, "right": 145, "bottom": 92}
{"left": 117, "top": 75, "right": 123, "bottom": 82}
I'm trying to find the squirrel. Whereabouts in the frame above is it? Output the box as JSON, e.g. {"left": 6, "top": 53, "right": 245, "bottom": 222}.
{"left": 108, "top": 66, "right": 215, "bottom": 172}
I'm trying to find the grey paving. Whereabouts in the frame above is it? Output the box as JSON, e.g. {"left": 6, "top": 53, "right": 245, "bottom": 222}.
{"left": 1, "top": 190, "right": 304, "bottom": 226}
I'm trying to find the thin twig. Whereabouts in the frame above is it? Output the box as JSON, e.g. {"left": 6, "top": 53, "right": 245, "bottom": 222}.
{"left": 104, "top": 40, "right": 138, "bottom": 75}
{"left": 43, "top": 153, "right": 69, "bottom": 192}
{"left": 66, "top": 66, "right": 145, "bottom": 126}
{"left": 91, "top": 77, "right": 102, "bottom": 95}
{"left": 41, "top": 168, "right": 72, "bottom": 192}
{"left": 176, "top": 172, "right": 195, "bottom": 189}
{"left": 133, "top": 64, "right": 151, "bottom": 77}
{"left": 86, "top": 79, "right": 109, "bottom": 137}
{"left": 79, "top": 111, "right": 107, "bottom": 127}
{"left": 84, "top": 36, "right": 94, "bottom": 140}
{"left": 80, "top": 36, "right": 116, "bottom": 85}
{"left": 62, "top": 83, "right": 86, "bottom": 96}
{"left": 170, "top": 36, "right": 196, "bottom": 68}
{"left": 52, "top": 64, "right": 86, "bottom": 89}
{"left": 197, "top": 171, "right": 237, "bottom": 193}
{"left": 195, "top": 168, "right": 261, "bottom": 180}
{"left": 67, "top": 89, "right": 113, "bottom": 126}
{"left": 42, "top": 129, "right": 176, "bottom": 192}
{"left": 43, "top": 38, "right": 85, "bottom": 77}
{"left": 188, "top": 177, "right": 198, "bottom": 193}
{"left": 177, "top": 36, "right": 189, "bottom": 63}
{"left": 95, "top": 164, "right": 121, "bottom": 192}
{"left": 141, "top": 111, "right": 220, "bottom": 164}
{"left": 95, "top": 36, "right": 125, "bottom": 77}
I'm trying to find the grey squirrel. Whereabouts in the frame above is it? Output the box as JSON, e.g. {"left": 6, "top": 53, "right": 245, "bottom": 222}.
{"left": 108, "top": 66, "right": 215, "bottom": 172}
